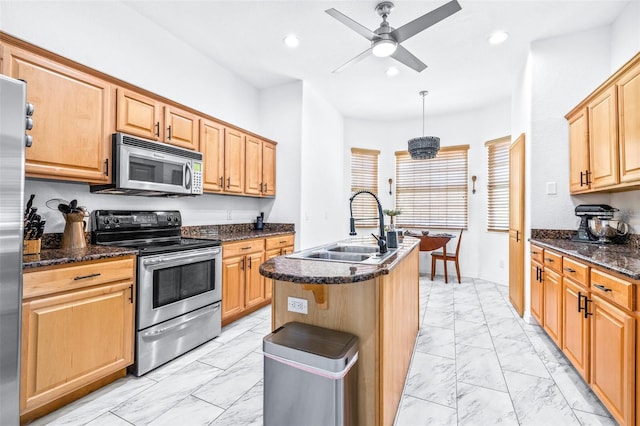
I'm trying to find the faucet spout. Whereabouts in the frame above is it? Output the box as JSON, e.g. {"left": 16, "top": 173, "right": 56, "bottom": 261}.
{"left": 349, "top": 190, "right": 387, "bottom": 254}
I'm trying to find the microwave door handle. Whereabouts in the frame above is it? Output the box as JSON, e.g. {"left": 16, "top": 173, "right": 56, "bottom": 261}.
{"left": 185, "top": 163, "right": 192, "bottom": 191}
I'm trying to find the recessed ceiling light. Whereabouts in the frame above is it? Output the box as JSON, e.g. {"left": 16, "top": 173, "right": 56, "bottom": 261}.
{"left": 488, "top": 31, "right": 509, "bottom": 45}
{"left": 386, "top": 66, "right": 399, "bottom": 77}
{"left": 283, "top": 34, "right": 300, "bottom": 48}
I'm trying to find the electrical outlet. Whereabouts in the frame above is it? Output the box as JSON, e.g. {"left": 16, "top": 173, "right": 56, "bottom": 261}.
{"left": 287, "top": 297, "right": 308, "bottom": 314}
{"left": 227, "top": 210, "right": 232, "bottom": 220}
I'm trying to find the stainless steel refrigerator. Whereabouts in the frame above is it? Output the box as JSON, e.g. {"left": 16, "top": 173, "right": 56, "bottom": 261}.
{"left": 0, "top": 74, "right": 34, "bottom": 425}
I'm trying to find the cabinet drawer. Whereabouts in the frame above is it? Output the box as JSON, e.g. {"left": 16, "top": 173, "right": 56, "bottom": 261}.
{"left": 562, "top": 257, "right": 589, "bottom": 287}
{"left": 530, "top": 244, "right": 544, "bottom": 264}
{"left": 543, "top": 250, "right": 562, "bottom": 273}
{"left": 223, "top": 238, "right": 264, "bottom": 258}
{"left": 23, "top": 256, "right": 136, "bottom": 299}
{"left": 590, "top": 269, "right": 635, "bottom": 311}
{"left": 265, "top": 234, "right": 294, "bottom": 250}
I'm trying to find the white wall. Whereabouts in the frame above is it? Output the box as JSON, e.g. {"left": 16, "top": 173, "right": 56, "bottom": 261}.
{"left": 299, "top": 83, "right": 346, "bottom": 248}
{"left": 344, "top": 99, "right": 511, "bottom": 283}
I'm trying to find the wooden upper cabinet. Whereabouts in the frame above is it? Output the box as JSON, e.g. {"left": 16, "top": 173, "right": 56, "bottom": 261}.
{"left": 617, "top": 59, "right": 640, "bottom": 184}
{"left": 116, "top": 88, "right": 162, "bottom": 140}
{"left": 164, "top": 105, "right": 199, "bottom": 151}
{"left": 4, "top": 44, "right": 111, "bottom": 183}
{"left": 244, "top": 135, "right": 263, "bottom": 196}
{"left": 262, "top": 141, "right": 276, "bottom": 197}
{"left": 588, "top": 86, "right": 619, "bottom": 189}
{"left": 200, "top": 119, "right": 225, "bottom": 192}
{"left": 567, "top": 108, "right": 590, "bottom": 193}
{"left": 224, "top": 128, "right": 245, "bottom": 194}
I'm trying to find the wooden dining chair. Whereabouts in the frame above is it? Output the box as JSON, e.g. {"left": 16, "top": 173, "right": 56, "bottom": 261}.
{"left": 430, "top": 228, "right": 463, "bottom": 284}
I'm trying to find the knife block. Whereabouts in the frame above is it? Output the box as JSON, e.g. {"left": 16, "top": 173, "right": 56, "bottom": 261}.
{"left": 61, "top": 212, "right": 87, "bottom": 250}
{"left": 23, "top": 239, "right": 41, "bottom": 255}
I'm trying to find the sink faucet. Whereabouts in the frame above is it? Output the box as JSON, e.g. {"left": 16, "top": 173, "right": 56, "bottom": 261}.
{"left": 349, "top": 190, "right": 387, "bottom": 254}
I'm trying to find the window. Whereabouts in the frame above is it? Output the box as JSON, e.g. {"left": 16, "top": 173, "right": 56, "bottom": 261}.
{"left": 350, "top": 148, "right": 380, "bottom": 228}
{"left": 486, "top": 136, "right": 510, "bottom": 232}
{"left": 395, "top": 145, "right": 469, "bottom": 229}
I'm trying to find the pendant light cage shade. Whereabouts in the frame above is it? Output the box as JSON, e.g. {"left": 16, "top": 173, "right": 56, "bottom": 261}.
{"left": 408, "top": 135, "right": 440, "bottom": 159}
{"left": 408, "top": 90, "right": 440, "bottom": 160}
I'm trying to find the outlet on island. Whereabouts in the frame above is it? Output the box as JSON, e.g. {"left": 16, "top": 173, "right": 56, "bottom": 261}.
{"left": 287, "top": 297, "right": 308, "bottom": 314}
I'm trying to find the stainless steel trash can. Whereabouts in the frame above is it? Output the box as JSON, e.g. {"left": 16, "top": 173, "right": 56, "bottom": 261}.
{"left": 263, "top": 322, "right": 359, "bottom": 426}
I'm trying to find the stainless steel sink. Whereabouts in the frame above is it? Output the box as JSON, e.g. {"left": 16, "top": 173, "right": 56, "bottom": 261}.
{"left": 286, "top": 241, "right": 398, "bottom": 265}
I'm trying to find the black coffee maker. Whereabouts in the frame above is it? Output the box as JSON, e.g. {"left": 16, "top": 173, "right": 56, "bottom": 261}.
{"left": 255, "top": 212, "right": 264, "bottom": 231}
{"left": 572, "top": 204, "right": 616, "bottom": 242}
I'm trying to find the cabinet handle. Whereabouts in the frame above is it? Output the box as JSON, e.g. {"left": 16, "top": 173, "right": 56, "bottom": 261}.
{"left": 260, "top": 182, "right": 263, "bottom": 193}
{"left": 227, "top": 177, "right": 230, "bottom": 189}
{"left": 154, "top": 122, "right": 160, "bottom": 137}
{"left": 167, "top": 125, "right": 172, "bottom": 140}
{"left": 580, "top": 171, "right": 586, "bottom": 187}
{"left": 104, "top": 159, "right": 109, "bottom": 176}
{"left": 241, "top": 246, "right": 252, "bottom": 250}
{"left": 531, "top": 250, "right": 538, "bottom": 255}
{"left": 578, "top": 291, "right": 585, "bottom": 313}
{"left": 241, "top": 258, "right": 245, "bottom": 271}
{"left": 129, "top": 284, "right": 133, "bottom": 303}
{"left": 264, "top": 183, "right": 268, "bottom": 193}
{"left": 584, "top": 297, "right": 593, "bottom": 319}
{"left": 74, "top": 272, "right": 100, "bottom": 281}
{"left": 594, "top": 283, "right": 612, "bottom": 292}
{"left": 219, "top": 177, "right": 223, "bottom": 188}
{"left": 248, "top": 256, "right": 252, "bottom": 269}
{"left": 586, "top": 170, "right": 592, "bottom": 185}
{"left": 563, "top": 267, "right": 576, "bottom": 273}
{"left": 535, "top": 266, "right": 540, "bottom": 281}
{"left": 539, "top": 268, "right": 544, "bottom": 282}
{"left": 544, "top": 257, "right": 554, "bottom": 262}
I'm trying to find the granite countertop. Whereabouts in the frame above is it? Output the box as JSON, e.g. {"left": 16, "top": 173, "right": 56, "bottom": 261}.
{"left": 259, "top": 236, "right": 421, "bottom": 284}
{"left": 529, "top": 238, "right": 640, "bottom": 280}
{"left": 23, "top": 245, "right": 138, "bottom": 270}
{"left": 184, "top": 229, "right": 295, "bottom": 242}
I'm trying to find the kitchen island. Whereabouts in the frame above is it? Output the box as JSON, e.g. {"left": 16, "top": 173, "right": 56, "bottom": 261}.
{"left": 259, "top": 236, "right": 420, "bottom": 426}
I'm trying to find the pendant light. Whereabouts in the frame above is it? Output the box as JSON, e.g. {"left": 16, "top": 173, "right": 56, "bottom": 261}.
{"left": 408, "top": 90, "right": 440, "bottom": 160}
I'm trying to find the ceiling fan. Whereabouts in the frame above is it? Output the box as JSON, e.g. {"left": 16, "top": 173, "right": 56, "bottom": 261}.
{"left": 326, "top": 0, "right": 462, "bottom": 73}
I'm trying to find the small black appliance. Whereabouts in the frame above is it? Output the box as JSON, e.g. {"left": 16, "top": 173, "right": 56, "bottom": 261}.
{"left": 572, "top": 204, "right": 617, "bottom": 242}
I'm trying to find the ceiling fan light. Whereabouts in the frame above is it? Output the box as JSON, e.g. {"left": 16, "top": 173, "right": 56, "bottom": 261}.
{"left": 488, "top": 31, "right": 509, "bottom": 45}
{"left": 386, "top": 66, "right": 399, "bottom": 77}
{"left": 372, "top": 39, "right": 397, "bottom": 57}
{"left": 283, "top": 34, "right": 300, "bottom": 48}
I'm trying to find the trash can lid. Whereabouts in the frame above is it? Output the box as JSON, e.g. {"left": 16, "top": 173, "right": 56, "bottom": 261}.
{"left": 263, "top": 322, "right": 359, "bottom": 373}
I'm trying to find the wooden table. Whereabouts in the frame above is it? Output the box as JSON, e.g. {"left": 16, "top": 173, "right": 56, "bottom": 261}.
{"left": 412, "top": 233, "right": 455, "bottom": 253}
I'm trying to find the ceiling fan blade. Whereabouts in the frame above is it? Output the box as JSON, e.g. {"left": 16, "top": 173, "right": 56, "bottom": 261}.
{"left": 332, "top": 48, "right": 373, "bottom": 73}
{"left": 391, "top": 0, "right": 462, "bottom": 43}
{"left": 391, "top": 45, "right": 427, "bottom": 72}
{"left": 325, "top": 8, "right": 378, "bottom": 41}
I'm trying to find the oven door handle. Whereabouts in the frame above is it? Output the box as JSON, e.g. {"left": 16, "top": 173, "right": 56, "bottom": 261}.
{"left": 142, "top": 248, "right": 220, "bottom": 268}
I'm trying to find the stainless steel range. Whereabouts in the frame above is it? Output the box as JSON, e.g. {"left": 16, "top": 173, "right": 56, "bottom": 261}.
{"left": 92, "top": 210, "right": 222, "bottom": 376}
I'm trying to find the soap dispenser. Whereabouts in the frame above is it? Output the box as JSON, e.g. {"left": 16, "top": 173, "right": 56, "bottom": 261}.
{"left": 255, "top": 212, "right": 264, "bottom": 230}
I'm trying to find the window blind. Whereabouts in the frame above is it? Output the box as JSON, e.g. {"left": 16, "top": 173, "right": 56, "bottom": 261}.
{"left": 485, "top": 137, "right": 510, "bottom": 232}
{"left": 350, "top": 148, "right": 380, "bottom": 228}
{"left": 395, "top": 145, "right": 469, "bottom": 229}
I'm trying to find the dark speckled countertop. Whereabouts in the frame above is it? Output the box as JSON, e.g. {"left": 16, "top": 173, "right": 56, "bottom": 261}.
{"left": 259, "top": 237, "right": 420, "bottom": 284}
{"left": 182, "top": 223, "right": 295, "bottom": 242}
{"left": 529, "top": 238, "right": 640, "bottom": 280}
{"left": 23, "top": 245, "right": 137, "bottom": 270}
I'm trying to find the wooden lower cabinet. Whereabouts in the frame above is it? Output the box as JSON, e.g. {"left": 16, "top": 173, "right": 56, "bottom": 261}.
{"left": 264, "top": 234, "right": 295, "bottom": 300}
{"left": 543, "top": 267, "right": 562, "bottom": 347}
{"left": 562, "top": 278, "right": 590, "bottom": 380}
{"left": 21, "top": 256, "right": 135, "bottom": 421}
{"left": 530, "top": 260, "right": 544, "bottom": 326}
{"left": 590, "top": 295, "right": 635, "bottom": 426}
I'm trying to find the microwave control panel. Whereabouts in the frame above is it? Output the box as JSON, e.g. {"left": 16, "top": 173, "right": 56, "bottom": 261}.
{"left": 192, "top": 160, "right": 203, "bottom": 194}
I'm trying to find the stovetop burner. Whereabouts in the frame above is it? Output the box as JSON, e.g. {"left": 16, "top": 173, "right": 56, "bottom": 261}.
{"left": 91, "top": 210, "right": 221, "bottom": 255}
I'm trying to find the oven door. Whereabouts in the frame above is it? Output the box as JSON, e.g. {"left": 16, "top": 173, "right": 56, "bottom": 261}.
{"left": 137, "top": 246, "right": 222, "bottom": 330}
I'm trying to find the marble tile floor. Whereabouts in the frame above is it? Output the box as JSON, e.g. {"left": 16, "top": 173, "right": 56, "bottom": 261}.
{"left": 32, "top": 275, "right": 616, "bottom": 426}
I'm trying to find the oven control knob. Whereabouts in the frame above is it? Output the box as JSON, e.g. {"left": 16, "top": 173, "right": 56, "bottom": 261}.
{"left": 113, "top": 218, "right": 119, "bottom": 224}
{"left": 167, "top": 216, "right": 172, "bottom": 222}
{"left": 103, "top": 217, "right": 111, "bottom": 224}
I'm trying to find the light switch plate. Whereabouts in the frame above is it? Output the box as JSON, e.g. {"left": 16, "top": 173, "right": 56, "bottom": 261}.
{"left": 546, "top": 182, "right": 557, "bottom": 195}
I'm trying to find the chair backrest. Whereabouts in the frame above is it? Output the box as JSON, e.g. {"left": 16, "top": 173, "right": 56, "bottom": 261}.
{"left": 454, "top": 228, "right": 463, "bottom": 257}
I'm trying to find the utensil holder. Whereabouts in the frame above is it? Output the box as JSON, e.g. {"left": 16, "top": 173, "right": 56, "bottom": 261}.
{"left": 23, "top": 239, "right": 41, "bottom": 255}
{"left": 61, "top": 212, "right": 87, "bottom": 250}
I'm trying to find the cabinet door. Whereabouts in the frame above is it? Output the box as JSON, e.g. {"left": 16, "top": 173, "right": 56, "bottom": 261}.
{"left": 588, "top": 86, "right": 619, "bottom": 189}
{"left": 20, "top": 282, "right": 134, "bottom": 413}
{"left": 590, "top": 295, "right": 635, "bottom": 426}
{"left": 224, "top": 128, "right": 245, "bottom": 193}
{"left": 264, "top": 248, "right": 281, "bottom": 300}
{"left": 568, "top": 109, "right": 591, "bottom": 193}
{"left": 116, "top": 88, "right": 161, "bottom": 140}
{"left": 244, "top": 136, "right": 263, "bottom": 196}
{"left": 6, "top": 45, "right": 111, "bottom": 183}
{"left": 530, "top": 261, "right": 544, "bottom": 326}
{"left": 244, "top": 252, "right": 265, "bottom": 308}
{"left": 562, "top": 278, "right": 590, "bottom": 381}
{"left": 617, "top": 60, "right": 640, "bottom": 183}
{"left": 262, "top": 141, "right": 276, "bottom": 196}
{"left": 164, "top": 106, "right": 199, "bottom": 150}
{"left": 221, "top": 256, "right": 245, "bottom": 321}
{"left": 200, "top": 119, "right": 225, "bottom": 192}
{"left": 543, "top": 268, "right": 562, "bottom": 347}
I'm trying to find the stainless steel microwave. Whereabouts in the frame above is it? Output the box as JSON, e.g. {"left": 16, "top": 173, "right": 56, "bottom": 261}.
{"left": 91, "top": 133, "right": 203, "bottom": 196}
